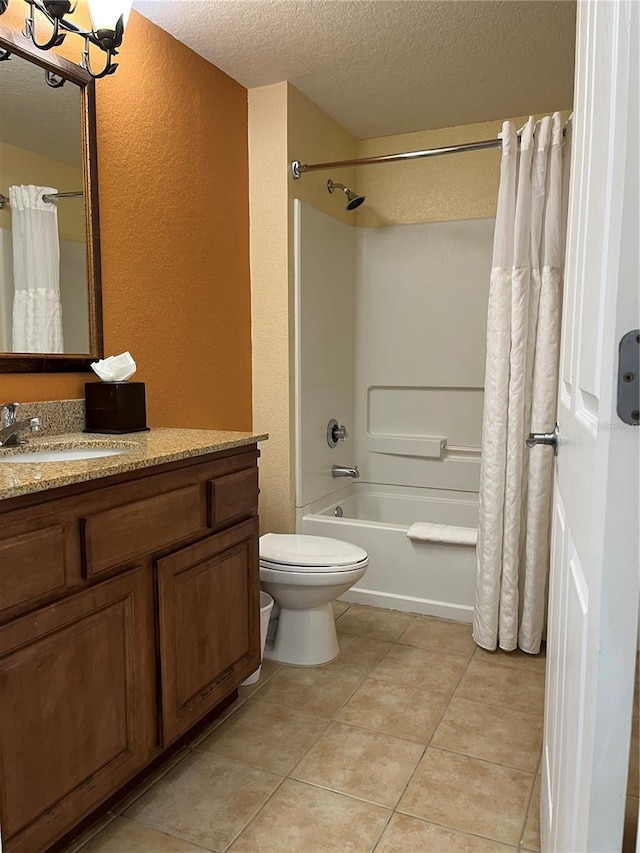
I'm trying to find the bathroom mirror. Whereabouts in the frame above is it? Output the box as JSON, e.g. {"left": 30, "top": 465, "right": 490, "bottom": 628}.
{"left": 0, "top": 25, "right": 103, "bottom": 372}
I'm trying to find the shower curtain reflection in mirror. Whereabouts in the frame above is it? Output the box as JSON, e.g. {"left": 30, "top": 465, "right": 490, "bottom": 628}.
{"left": 8, "top": 184, "right": 64, "bottom": 353}
{"left": 0, "top": 185, "right": 90, "bottom": 355}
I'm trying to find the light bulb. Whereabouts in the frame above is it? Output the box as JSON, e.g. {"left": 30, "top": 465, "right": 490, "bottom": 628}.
{"left": 88, "top": 0, "right": 132, "bottom": 34}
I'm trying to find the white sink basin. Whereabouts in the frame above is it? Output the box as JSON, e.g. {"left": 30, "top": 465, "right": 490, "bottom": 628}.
{"left": 0, "top": 447, "right": 130, "bottom": 463}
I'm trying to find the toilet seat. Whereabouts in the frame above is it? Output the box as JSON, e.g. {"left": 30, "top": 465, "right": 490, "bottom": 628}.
{"left": 259, "top": 533, "right": 367, "bottom": 572}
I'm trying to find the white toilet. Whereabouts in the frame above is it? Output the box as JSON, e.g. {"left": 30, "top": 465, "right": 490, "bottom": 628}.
{"left": 259, "top": 533, "right": 368, "bottom": 666}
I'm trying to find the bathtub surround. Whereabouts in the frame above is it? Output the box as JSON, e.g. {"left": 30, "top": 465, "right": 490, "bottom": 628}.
{"left": 293, "top": 206, "right": 494, "bottom": 501}
{"left": 294, "top": 201, "right": 492, "bottom": 618}
{"left": 474, "top": 114, "right": 567, "bottom": 654}
{"left": 294, "top": 202, "right": 356, "bottom": 510}
{"left": 352, "top": 218, "right": 493, "bottom": 493}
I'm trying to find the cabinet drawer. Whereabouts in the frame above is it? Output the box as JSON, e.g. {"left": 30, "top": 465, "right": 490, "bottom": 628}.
{"left": 0, "top": 525, "right": 69, "bottom": 615}
{"left": 209, "top": 468, "right": 258, "bottom": 526}
{"left": 82, "top": 484, "right": 206, "bottom": 577}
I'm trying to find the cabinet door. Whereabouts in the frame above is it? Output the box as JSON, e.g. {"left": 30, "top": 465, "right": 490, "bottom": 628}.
{"left": 0, "top": 568, "right": 155, "bottom": 853}
{"left": 157, "top": 518, "right": 260, "bottom": 745}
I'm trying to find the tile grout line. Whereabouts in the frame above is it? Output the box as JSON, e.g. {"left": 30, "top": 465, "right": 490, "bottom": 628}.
{"left": 115, "top": 814, "right": 217, "bottom": 852}
{"left": 377, "top": 635, "right": 477, "bottom": 825}
{"left": 425, "top": 742, "right": 540, "bottom": 775}
{"left": 106, "top": 685, "right": 287, "bottom": 851}
{"left": 391, "top": 811, "right": 523, "bottom": 850}
{"left": 217, "top": 651, "right": 354, "bottom": 853}
{"left": 372, "top": 630, "right": 519, "bottom": 852}
{"left": 220, "top": 772, "right": 290, "bottom": 852}
{"left": 193, "top": 702, "right": 333, "bottom": 774}
{"left": 224, "top": 620, "right": 422, "bottom": 851}
{"left": 436, "top": 690, "right": 546, "bottom": 724}
{"left": 115, "top": 812, "right": 223, "bottom": 852}
{"left": 422, "top": 740, "right": 540, "bottom": 775}
{"left": 272, "top": 620, "right": 540, "bottom": 844}
{"left": 280, "top": 775, "right": 397, "bottom": 811}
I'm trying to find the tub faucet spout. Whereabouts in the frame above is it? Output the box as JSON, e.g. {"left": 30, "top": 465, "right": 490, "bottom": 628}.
{"left": 332, "top": 465, "right": 360, "bottom": 479}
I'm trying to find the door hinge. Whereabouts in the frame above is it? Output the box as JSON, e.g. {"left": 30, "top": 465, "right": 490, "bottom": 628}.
{"left": 617, "top": 330, "right": 640, "bottom": 425}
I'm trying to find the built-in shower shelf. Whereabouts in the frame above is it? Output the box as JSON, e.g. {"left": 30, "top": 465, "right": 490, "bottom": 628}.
{"left": 367, "top": 435, "right": 447, "bottom": 458}
{"left": 366, "top": 435, "right": 482, "bottom": 459}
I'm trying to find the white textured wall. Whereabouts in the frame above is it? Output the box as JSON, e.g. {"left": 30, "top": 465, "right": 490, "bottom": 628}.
{"left": 353, "top": 218, "right": 495, "bottom": 493}
{"left": 294, "top": 201, "right": 356, "bottom": 507}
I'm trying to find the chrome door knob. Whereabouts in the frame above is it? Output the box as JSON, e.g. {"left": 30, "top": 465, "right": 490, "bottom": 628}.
{"left": 526, "top": 423, "right": 559, "bottom": 456}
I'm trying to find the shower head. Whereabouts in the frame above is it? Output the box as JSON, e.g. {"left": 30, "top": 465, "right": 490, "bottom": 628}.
{"left": 327, "top": 179, "right": 366, "bottom": 211}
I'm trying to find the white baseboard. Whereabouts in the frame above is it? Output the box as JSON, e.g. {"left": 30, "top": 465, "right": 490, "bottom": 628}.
{"left": 338, "top": 586, "right": 474, "bottom": 624}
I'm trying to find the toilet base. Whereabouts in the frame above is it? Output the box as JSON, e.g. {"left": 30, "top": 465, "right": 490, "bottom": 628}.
{"left": 263, "top": 602, "right": 339, "bottom": 666}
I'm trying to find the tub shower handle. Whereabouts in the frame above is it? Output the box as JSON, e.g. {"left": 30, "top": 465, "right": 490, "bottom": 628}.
{"left": 327, "top": 419, "right": 349, "bottom": 448}
{"left": 526, "top": 424, "right": 559, "bottom": 456}
{"left": 333, "top": 424, "right": 348, "bottom": 441}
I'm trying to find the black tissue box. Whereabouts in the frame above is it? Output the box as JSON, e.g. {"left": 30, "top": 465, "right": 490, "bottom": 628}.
{"left": 84, "top": 382, "right": 149, "bottom": 434}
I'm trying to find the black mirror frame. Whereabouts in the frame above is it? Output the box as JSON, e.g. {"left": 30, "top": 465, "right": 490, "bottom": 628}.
{"left": 0, "top": 23, "right": 103, "bottom": 373}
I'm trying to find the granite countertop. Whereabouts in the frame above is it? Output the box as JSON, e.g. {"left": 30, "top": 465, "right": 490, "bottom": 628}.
{"left": 0, "top": 428, "right": 268, "bottom": 502}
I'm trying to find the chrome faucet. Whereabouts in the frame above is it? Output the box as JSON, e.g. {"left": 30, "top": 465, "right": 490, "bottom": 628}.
{"left": 332, "top": 464, "right": 360, "bottom": 479}
{"left": 0, "top": 403, "right": 41, "bottom": 448}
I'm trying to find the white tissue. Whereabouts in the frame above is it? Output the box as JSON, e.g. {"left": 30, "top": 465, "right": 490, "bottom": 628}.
{"left": 91, "top": 351, "right": 137, "bottom": 382}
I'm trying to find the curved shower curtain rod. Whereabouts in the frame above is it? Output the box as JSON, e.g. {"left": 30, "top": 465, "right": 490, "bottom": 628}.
{"left": 290, "top": 124, "right": 567, "bottom": 179}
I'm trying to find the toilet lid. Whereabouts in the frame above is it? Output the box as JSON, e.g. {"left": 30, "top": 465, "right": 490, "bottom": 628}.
{"left": 259, "top": 533, "right": 367, "bottom": 569}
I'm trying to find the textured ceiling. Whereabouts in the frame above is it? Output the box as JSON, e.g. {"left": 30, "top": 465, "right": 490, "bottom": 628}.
{"left": 0, "top": 52, "right": 82, "bottom": 167}
{"left": 133, "top": 0, "right": 576, "bottom": 139}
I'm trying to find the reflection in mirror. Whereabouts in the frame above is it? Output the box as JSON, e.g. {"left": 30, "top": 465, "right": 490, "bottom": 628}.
{"left": 0, "top": 51, "right": 90, "bottom": 355}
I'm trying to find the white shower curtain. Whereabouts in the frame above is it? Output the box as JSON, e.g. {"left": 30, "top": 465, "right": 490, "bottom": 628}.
{"left": 10, "top": 185, "right": 64, "bottom": 353}
{"left": 473, "top": 113, "right": 566, "bottom": 654}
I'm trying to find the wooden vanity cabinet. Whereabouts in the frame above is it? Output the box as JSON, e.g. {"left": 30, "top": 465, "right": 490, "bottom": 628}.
{"left": 0, "top": 445, "right": 261, "bottom": 853}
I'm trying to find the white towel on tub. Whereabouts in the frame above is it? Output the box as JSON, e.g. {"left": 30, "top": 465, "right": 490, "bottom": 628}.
{"left": 407, "top": 522, "right": 478, "bottom": 547}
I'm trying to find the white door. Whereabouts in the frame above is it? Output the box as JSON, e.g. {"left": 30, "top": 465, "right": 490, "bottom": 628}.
{"left": 541, "top": 1, "right": 639, "bottom": 851}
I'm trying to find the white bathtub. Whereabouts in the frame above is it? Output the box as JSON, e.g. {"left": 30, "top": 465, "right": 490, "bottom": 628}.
{"left": 298, "top": 483, "right": 478, "bottom": 622}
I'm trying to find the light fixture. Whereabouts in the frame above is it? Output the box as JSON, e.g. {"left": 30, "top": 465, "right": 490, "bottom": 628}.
{"left": 0, "top": 0, "right": 133, "bottom": 79}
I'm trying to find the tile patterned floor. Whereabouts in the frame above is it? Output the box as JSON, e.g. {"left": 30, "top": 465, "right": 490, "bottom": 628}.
{"left": 66, "top": 603, "right": 550, "bottom": 853}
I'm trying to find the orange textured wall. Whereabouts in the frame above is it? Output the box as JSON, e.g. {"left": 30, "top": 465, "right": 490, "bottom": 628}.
{"left": 0, "top": 7, "right": 252, "bottom": 430}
